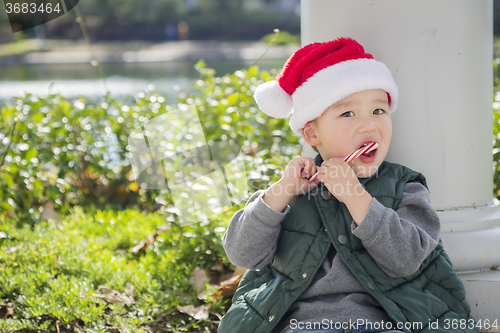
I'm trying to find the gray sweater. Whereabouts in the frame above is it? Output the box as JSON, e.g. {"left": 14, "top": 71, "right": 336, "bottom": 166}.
{"left": 222, "top": 182, "right": 440, "bottom": 332}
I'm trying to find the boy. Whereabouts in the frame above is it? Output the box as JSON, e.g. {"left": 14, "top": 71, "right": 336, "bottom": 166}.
{"left": 218, "top": 38, "right": 477, "bottom": 333}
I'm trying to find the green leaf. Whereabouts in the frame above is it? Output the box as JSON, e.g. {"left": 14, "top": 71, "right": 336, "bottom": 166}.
{"left": 25, "top": 148, "right": 38, "bottom": 162}
{"left": 247, "top": 66, "right": 259, "bottom": 78}
{"left": 1, "top": 106, "right": 14, "bottom": 118}
{"left": 31, "top": 112, "right": 44, "bottom": 123}
{"left": 3, "top": 173, "right": 14, "bottom": 187}
{"left": 226, "top": 93, "right": 239, "bottom": 106}
{"left": 195, "top": 59, "right": 206, "bottom": 72}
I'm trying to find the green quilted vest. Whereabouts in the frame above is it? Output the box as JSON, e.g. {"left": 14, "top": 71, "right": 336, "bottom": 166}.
{"left": 218, "top": 156, "right": 477, "bottom": 333}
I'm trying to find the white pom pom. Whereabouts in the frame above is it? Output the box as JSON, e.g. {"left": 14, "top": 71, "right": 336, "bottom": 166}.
{"left": 254, "top": 80, "right": 293, "bottom": 118}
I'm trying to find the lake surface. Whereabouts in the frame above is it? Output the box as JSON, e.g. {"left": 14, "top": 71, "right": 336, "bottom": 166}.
{"left": 0, "top": 58, "right": 285, "bottom": 101}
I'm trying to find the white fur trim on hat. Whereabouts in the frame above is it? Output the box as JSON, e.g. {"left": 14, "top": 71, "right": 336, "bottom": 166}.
{"left": 289, "top": 58, "right": 398, "bottom": 134}
{"left": 254, "top": 80, "right": 293, "bottom": 119}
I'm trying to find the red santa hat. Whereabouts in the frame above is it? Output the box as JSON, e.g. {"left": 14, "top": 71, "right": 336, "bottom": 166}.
{"left": 254, "top": 37, "right": 398, "bottom": 134}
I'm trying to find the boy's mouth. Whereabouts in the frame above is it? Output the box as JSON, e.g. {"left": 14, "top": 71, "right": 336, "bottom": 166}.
{"left": 358, "top": 142, "right": 378, "bottom": 158}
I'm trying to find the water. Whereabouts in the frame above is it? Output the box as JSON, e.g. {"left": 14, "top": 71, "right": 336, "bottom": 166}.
{"left": 0, "top": 58, "right": 285, "bottom": 101}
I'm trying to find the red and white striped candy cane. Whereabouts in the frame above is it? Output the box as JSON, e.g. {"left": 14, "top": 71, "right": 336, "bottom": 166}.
{"left": 308, "top": 142, "right": 378, "bottom": 182}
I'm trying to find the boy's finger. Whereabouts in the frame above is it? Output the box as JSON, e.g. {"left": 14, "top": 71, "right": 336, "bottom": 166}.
{"left": 299, "top": 159, "right": 315, "bottom": 178}
{"left": 300, "top": 166, "right": 309, "bottom": 179}
{"left": 322, "top": 158, "right": 344, "bottom": 166}
{"left": 311, "top": 166, "right": 320, "bottom": 178}
{"left": 305, "top": 159, "right": 316, "bottom": 175}
{"left": 295, "top": 158, "right": 311, "bottom": 173}
{"left": 304, "top": 160, "right": 311, "bottom": 178}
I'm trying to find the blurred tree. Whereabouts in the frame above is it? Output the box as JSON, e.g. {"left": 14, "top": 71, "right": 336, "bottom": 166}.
{"left": 214, "top": 0, "right": 244, "bottom": 13}
{"left": 4, "top": 0, "right": 500, "bottom": 40}
{"left": 0, "top": 0, "right": 300, "bottom": 41}
{"left": 77, "top": 0, "right": 183, "bottom": 24}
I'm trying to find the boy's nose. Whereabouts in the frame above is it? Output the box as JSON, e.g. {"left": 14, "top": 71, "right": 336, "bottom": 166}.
{"left": 358, "top": 118, "right": 377, "bottom": 133}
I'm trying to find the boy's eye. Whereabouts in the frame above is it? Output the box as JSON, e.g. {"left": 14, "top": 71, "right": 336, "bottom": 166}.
{"left": 341, "top": 111, "right": 354, "bottom": 117}
{"left": 373, "top": 108, "right": 386, "bottom": 115}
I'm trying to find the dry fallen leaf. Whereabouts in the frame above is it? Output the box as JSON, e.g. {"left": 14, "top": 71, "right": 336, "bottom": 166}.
{"left": 131, "top": 235, "right": 155, "bottom": 253}
{"left": 210, "top": 261, "right": 224, "bottom": 273}
{"left": 144, "top": 325, "right": 167, "bottom": 332}
{"left": 41, "top": 201, "right": 64, "bottom": 230}
{"left": 213, "top": 265, "right": 246, "bottom": 285}
{"left": 176, "top": 304, "right": 211, "bottom": 321}
{"left": 131, "top": 224, "right": 171, "bottom": 253}
{"left": 93, "top": 284, "right": 135, "bottom": 306}
{"left": 0, "top": 302, "right": 14, "bottom": 319}
{"left": 190, "top": 267, "right": 221, "bottom": 300}
{"left": 189, "top": 267, "right": 210, "bottom": 292}
{"left": 219, "top": 275, "right": 243, "bottom": 297}
{"left": 72, "top": 322, "right": 86, "bottom": 333}
{"left": 206, "top": 260, "right": 230, "bottom": 285}
{"left": 218, "top": 267, "right": 247, "bottom": 298}
{"left": 156, "top": 224, "right": 171, "bottom": 234}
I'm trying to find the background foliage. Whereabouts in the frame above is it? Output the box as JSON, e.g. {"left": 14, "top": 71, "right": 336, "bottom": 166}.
{"left": 0, "top": 208, "right": 234, "bottom": 332}
{"left": 0, "top": 62, "right": 302, "bottom": 332}
{"left": 0, "top": 61, "right": 301, "bottom": 226}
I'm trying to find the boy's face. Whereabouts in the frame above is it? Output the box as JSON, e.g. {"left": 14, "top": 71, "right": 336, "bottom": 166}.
{"left": 303, "top": 89, "right": 392, "bottom": 178}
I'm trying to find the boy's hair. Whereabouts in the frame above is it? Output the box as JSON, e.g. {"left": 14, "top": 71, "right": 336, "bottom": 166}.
{"left": 311, "top": 145, "right": 319, "bottom": 153}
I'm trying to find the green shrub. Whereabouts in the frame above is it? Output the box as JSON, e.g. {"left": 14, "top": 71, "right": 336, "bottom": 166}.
{"left": 0, "top": 61, "right": 302, "bottom": 227}
{"left": 0, "top": 207, "right": 237, "bottom": 332}
{"left": 0, "top": 92, "right": 160, "bottom": 225}
{"left": 0, "top": 62, "right": 304, "bottom": 331}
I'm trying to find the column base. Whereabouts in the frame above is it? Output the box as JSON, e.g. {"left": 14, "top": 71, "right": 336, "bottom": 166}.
{"left": 438, "top": 200, "right": 500, "bottom": 272}
{"left": 459, "top": 270, "right": 500, "bottom": 333}
{"left": 438, "top": 201, "right": 500, "bottom": 331}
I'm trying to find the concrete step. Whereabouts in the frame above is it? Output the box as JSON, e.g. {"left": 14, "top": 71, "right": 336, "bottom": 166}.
{"left": 460, "top": 269, "right": 500, "bottom": 332}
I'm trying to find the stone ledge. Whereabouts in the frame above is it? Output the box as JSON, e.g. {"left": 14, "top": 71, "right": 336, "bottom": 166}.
{"left": 460, "top": 270, "right": 500, "bottom": 333}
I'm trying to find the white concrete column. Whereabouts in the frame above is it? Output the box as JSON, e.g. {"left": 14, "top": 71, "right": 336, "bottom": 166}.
{"left": 301, "top": 0, "right": 500, "bottom": 326}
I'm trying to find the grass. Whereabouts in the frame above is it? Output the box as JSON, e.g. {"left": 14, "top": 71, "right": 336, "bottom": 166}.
{"left": 0, "top": 207, "right": 235, "bottom": 332}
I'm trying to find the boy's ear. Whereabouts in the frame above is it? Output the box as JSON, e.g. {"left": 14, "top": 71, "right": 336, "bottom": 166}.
{"left": 301, "top": 121, "right": 321, "bottom": 146}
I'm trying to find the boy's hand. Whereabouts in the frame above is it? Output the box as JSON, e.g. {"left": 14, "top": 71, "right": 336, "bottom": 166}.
{"left": 316, "top": 158, "right": 361, "bottom": 203}
{"left": 279, "top": 156, "right": 320, "bottom": 196}
{"left": 316, "top": 158, "right": 372, "bottom": 225}
{"left": 263, "top": 157, "right": 319, "bottom": 213}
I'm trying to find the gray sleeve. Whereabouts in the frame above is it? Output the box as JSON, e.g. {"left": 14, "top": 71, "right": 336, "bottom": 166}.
{"left": 222, "top": 190, "right": 290, "bottom": 270}
{"left": 352, "top": 182, "right": 440, "bottom": 278}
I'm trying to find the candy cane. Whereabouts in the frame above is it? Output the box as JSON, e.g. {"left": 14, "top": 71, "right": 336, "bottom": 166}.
{"left": 307, "top": 142, "right": 378, "bottom": 182}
